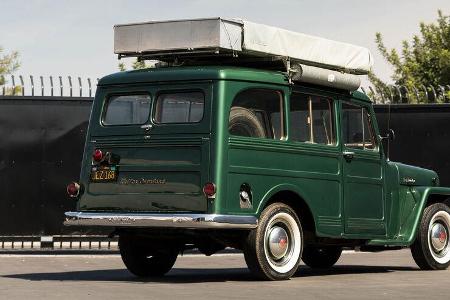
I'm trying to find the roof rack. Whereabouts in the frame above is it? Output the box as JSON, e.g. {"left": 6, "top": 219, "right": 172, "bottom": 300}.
{"left": 114, "top": 18, "right": 373, "bottom": 91}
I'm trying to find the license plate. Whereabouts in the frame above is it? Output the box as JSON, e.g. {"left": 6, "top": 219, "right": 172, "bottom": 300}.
{"left": 90, "top": 166, "right": 118, "bottom": 182}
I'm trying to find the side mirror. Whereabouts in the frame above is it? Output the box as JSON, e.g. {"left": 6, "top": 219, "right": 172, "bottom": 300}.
{"left": 380, "top": 129, "right": 395, "bottom": 142}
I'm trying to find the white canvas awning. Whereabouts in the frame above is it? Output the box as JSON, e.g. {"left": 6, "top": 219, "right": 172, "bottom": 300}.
{"left": 241, "top": 21, "right": 373, "bottom": 75}
{"left": 114, "top": 18, "right": 374, "bottom": 75}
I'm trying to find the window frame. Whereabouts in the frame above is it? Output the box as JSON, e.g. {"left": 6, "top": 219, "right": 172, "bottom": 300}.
{"left": 288, "top": 91, "right": 337, "bottom": 147}
{"left": 152, "top": 89, "right": 206, "bottom": 125}
{"left": 341, "top": 101, "right": 379, "bottom": 152}
{"left": 101, "top": 92, "right": 152, "bottom": 127}
{"left": 228, "top": 87, "right": 286, "bottom": 140}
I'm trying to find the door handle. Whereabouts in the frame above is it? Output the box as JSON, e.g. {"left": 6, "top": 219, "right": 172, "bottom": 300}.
{"left": 343, "top": 151, "right": 355, "bottom": 161}
{"left": 140, "top": 124, "right": 153, "bottom": 131}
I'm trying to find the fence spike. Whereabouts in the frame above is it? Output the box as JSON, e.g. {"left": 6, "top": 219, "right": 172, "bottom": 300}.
{"left": 411, "top": 86, "right": 419, "bottom": 103}
{"left": 386, "top": 85, "right": 395, "bottom": 103}
{"left": 394, "top": 86, "right": 402, "bottom": 104}
{"left": 40, "top": 76, "right": 44, "bottom": 96}
{"left": 59, "top": 76, "right": 63, "bottom": 96}
{"left": 30, "top": 75, "right": 35, "bottom": 96}
{"left": 438, "top": 85, "right": 446, "bottom": 102}
{"left": 446, "top": 85, "right": 450, "bottom": 103}
{"left": 360, "top": 86, "right": 367, "bottom": 95}
{"left": 371, "top": 86, "right": 384, "bottom": 104}
{"left": 11, "top": 75, "right": 16, "bottom": 96}
{"left": 419, "top": 85, "right": 428, "bottom": 104}
{"left": 399, "top": 85, "right": 409, "bottom": 104}
{"left": 78, "top": 77, "right": 82, "bottom": 97}
{"left": 88, "top": 78, "right": 92, "bottom": 97}
{"left": 50, "top": 76, "right": 54, "bottom": 97}
{"left": 428, "top": 86, "right": 437, "bottom": 103}
{"left": 68, "top": 76, "right": 73, "bottom": 97}
{"left": 19, "top": 75, "right": 24, "bottom": 96}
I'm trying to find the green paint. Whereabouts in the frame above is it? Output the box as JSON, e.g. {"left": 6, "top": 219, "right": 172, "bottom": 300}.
{"left": 76, "top": 66, "right": 450, "bottom": 247}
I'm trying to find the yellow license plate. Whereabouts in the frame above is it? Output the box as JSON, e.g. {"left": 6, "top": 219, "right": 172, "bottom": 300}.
{"left": 90, "top": 166, "right": 117, "bottom": 182}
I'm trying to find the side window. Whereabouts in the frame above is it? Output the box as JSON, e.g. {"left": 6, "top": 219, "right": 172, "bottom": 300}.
{"left": 154, "top": 91, "right": 204, "bottom": 124}
{"left": 290, "top": 93, "right": 335, "bottom": 145}
{"left": 342, "top": 102, "right": 377, "bottom": 150}
{"left": 229, "top": 89, "right": 284, "bottom": 139}
{"left": 103, "top": 94, "right": 151, "bottom": 125}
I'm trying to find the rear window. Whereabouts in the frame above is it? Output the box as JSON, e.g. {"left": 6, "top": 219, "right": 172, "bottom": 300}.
{"left": 154, "top": 92, "right": 204, "bottom": 124}
{"left": 103, "top": 94, "right": 151, "bottom": 125}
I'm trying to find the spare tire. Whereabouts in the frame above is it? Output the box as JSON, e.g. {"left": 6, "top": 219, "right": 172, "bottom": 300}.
{"left": 229, "top": 106, "right": 266, "bottom": 138}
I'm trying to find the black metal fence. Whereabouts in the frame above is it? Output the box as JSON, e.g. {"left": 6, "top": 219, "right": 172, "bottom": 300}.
{"left": 0, "top": 95, "right": 91, "bottom": 235}
{"left": 374, "top": 104, "right": 450, "bottom": 186}
{"left": 361, "top": 84, "right": 450, "bottom": 104}
{"left": 0, "top": 76, "right": 449, "bottom": 247}
{"left": 0, "top": 235, "right": 118, "bottom": 251}
{"left": 2, "top": 75, "right": 450, "bottom": 104}
{"left": 1, "top": 75, "right": 98, "bottom": 97}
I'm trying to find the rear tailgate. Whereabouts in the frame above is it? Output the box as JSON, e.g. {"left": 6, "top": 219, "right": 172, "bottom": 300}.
{"left": 78, "top": 82, "right": 212, "bottom": 213}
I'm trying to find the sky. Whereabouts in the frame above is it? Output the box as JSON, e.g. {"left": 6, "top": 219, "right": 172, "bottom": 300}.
{"left": 1, "top": 0, "right": 450, "bottom": 87}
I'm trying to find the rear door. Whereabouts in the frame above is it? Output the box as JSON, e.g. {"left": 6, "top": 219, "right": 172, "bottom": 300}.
{"left": 79, "top": 82, "right": 212, "bottom": 213}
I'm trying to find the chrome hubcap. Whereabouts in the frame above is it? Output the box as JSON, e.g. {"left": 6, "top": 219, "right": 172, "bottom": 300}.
{"left": 430, "top": 223, "right": 448, "bottom": 253}
{"left": 268, "top": 226, "right": 289, "bottom": 259}
{"left": 427, "top": 210, "right": 450, "bottom": 264}
{"left": 262, "top": 211, "right": 302, "bottom": 274}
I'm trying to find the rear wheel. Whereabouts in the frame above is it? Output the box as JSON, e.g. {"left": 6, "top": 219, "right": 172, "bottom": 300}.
{"left": 411, "top": 203, "right": 450, "bottom": 270}
{"left": 243, "top": 203, "right": 303, "bottom": 280}
{"left": 302, "top": 246, "right": 342, "bottom": 268}
{"left": 119, "top": 235, "right": 179, "bottom": 277}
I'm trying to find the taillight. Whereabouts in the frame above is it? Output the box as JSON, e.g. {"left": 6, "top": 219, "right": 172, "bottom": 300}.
{"left": 67, "top": 182, "right": 81, "bottom": 198}
{"left": 93, "top": 149, "right": 103, "bottom": 162}
{"left": 203, "top": 182, "right": 216, "bottom": 198}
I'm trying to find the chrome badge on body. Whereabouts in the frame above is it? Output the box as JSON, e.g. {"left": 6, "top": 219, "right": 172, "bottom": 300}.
{"left": 119, "top": 178, "right": 167, "bottom": 185}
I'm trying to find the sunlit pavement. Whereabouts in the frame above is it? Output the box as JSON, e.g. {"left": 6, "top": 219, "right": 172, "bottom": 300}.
{"left": 0, "top": 250, "right": 448, "bottom": 299}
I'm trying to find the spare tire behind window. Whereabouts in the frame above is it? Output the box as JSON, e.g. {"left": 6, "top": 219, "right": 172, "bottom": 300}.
{"left": 229, "top": 106, "right": 267, "bottom": 138}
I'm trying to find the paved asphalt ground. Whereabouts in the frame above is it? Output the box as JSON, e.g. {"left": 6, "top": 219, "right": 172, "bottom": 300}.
{"left": 0, "top": 249, "right": 448, "bottom": 300}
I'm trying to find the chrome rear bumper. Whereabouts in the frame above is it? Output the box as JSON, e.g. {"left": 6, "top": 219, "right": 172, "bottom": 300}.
{"left": 64, "top": 211, "right": 258, "bottom": 229}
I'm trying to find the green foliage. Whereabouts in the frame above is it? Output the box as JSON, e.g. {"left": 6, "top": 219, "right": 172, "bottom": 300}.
{"left": 118, "top": 58, "right": 150, "bottom": 71}
{"left": 0, "top": 47, "right": 20, "bottom": 86}
{"left": 371, "top": 10, "right": 450, "bottom": 103}
{"left": 118, "top": 62, "right": 126, "bottom": 72}
{"left": 0, "top": 47, "right": 20, "bottom": 95}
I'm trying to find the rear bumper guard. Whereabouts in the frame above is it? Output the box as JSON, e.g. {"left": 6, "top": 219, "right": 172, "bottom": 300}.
{"left": 64, "top": 211, "right": 258, "bottom": 229}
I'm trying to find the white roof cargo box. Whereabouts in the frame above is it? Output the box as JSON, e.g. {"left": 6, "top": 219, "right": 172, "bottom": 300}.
{"left": 114, "top": 17, "right": 373, "bottom": 75}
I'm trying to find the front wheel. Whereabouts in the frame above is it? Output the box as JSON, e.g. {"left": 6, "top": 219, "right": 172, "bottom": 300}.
{"left": 302, "top": 246, "right": 342, "bottom": 269}
{"left": 119, "top": 235, "right": 179, "bottom": 277}
{"left": 243, "top": 203, "right": 303, "bottom": 280}
{"left": 411, "top": 203, "right": 450, "bottom": 270}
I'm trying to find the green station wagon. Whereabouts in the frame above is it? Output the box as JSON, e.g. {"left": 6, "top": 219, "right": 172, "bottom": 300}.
{"left": 65, "top": 18, "right": 450, "bottom": 280}
{"left": 64, "top": 65, "right": 450, "bottom": 280}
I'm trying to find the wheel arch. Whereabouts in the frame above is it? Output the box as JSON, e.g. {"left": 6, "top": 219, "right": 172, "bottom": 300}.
{"left": 407, "top": 187, "right": 450, "bottom": 245}
{"left": 426, "top": 193, "right": 450, "bottom": 207}
{"left": 256, "top": 184, "right": 317, "bottom": 235}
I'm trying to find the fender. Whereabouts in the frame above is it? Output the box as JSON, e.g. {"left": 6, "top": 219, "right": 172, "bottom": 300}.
{"left": 369, "top": 186, "right": 450, "bottom": 247}
{"left": 407, "top": 187, "right": 450, "bottom": 244}
{"left": 256, "top": 183, "right": 313, "bottom": 216}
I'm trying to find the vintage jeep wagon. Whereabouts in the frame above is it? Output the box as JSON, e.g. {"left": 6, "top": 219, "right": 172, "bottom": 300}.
{"left": 65, "top": 18, "right": 450, "bottom": 280}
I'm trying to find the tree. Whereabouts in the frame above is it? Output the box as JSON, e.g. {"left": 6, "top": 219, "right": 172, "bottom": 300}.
{"left": 0, "top": 47, "right": 20, "bottom": 87}
{"left": 118, "top": 58, "right": 150, "bottom": 71}
{"left": 370, "top": 10, "right": 450, "bottom": 103}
